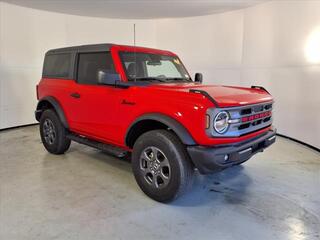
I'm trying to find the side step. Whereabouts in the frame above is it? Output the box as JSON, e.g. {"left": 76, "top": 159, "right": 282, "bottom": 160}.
{"left": 67, "top": 133, "right": 128, "bottom": 158}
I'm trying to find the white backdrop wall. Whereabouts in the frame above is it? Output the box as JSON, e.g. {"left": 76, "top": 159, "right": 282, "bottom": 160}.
{"left": 1, "top": 1, "right": 319, "bottom": 148}
{"left": 156, "top": 1, "right": 320, "bottom": 148}
{"left": 0, "top": 2, "right": 156, "bottom": 129}
{"left": 156, "top": 10, "right": 244, "bottom": 86}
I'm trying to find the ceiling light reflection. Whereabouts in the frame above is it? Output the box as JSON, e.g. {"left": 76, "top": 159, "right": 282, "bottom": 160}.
{"left": 305, "top": 27, "right": 320, "bottom": 63}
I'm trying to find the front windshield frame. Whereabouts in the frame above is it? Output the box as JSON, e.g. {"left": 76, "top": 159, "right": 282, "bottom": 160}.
{"left": 119, "top": 51, "right": 192, "bottom": 82}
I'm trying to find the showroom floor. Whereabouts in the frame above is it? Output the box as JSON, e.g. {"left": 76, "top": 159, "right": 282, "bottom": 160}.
{"left": 0, "top": 125, "right": 319, "bottom": 240}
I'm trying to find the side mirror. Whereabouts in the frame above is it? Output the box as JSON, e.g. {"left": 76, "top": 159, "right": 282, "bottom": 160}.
{"left": 98, "top": 70, "right": 121, "bottom": 86}
{"left": 195, "top": 73, "right": 203, "bottom": 83}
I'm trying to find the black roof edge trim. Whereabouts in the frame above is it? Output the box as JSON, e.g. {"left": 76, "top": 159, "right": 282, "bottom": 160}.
{"left": 46, "top": 43, "right": 114, "bottom": 55}
{"left": 251, "top": 85, "right": 270, "bottom": 94}
{"left": 189, "top": 89, "right": 219, "bottom": 107}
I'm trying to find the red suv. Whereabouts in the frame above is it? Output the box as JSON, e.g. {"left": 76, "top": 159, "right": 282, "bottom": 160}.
{"left": 35, "top": 44, "right": 276, "bottom": 202}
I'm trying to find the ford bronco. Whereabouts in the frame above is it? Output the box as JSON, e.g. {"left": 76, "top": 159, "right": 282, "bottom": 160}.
{"left": 35, "top": 44, "right": 276, "bottom": 202}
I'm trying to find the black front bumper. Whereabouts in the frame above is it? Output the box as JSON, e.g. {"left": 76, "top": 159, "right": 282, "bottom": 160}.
{"left": 187, "top": 129, "right": 276, "bottom": 174}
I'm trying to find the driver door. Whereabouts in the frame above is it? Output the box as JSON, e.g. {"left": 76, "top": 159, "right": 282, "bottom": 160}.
{"left": 65, "top": 52, "right": 120, "bottom": 143}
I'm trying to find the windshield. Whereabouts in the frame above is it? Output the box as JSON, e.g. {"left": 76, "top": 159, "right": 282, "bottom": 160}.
{"left": 120, "top": 52, "right": 191, "bottom": 82}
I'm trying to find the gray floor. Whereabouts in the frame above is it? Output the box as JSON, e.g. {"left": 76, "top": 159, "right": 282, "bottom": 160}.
{"left": 0, "top": 126, "right": 319, "bottom": 240}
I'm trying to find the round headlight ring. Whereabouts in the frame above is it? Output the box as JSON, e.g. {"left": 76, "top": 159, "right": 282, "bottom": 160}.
{"left": 213, "top": 111, "right": 230, "bottom": 134}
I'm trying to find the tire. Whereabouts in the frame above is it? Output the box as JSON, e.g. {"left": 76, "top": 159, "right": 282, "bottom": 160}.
{"left": 132, "top": 130, "right": 194, "bottom": 202}
{"left": 40, "top": 109, "right": 71, "bottom": 154}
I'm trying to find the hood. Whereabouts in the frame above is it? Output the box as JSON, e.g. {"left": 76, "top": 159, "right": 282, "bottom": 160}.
{"left": 149, "top": 83, "right": 273, "bottom": 107}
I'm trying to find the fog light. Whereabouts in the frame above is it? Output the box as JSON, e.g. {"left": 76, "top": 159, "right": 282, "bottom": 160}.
{"left": 224, "top": 155, "right": 229, "bottom": 161}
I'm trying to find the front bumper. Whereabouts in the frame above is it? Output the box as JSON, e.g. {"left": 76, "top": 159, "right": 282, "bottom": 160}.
{"left": 187, "top": 129, "right": 276, "bottom": 174}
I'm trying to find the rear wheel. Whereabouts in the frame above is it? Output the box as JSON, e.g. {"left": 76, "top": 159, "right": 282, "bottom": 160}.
{"left": 40, "top": 109, "right": 71, "bottom": 154}
{"left": 132, "top": 130, "right": 193, "bottom": 202}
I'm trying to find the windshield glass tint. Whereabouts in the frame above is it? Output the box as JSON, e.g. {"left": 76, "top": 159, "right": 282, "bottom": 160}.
{"left": 120, "top": 52, "right": 191, "bottom": 82}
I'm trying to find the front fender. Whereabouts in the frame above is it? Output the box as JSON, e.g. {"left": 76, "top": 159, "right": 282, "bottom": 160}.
{"left": 125, "top": 113, "right": 196, "bottom": 146}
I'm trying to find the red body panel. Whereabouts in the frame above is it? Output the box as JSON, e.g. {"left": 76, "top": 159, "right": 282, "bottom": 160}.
{"left": 37, "top": 44, "right": 273, "bottom": 150}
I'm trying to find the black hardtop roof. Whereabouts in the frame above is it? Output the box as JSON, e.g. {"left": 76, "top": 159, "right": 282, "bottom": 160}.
{"left": 46, "top": 43, "right": 114, "bottom": 55}
{"left": 45, "top": 43, "right": 175, "bottom": 56}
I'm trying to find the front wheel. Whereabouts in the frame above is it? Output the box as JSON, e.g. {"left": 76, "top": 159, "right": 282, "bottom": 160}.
{"left": 132, "top": 130, "right": 194, "bottom": 202}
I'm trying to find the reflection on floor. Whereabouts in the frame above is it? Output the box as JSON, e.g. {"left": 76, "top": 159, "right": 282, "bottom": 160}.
{"left": 0, "top": 125, "right": 319, "bottom": 240}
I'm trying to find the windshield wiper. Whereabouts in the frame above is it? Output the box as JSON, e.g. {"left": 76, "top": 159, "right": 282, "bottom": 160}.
{"left": 165, "top": 77, "right": 192, "bottom": 82}
{"left": 131, "top": 77, "right": 167, "bottom": 82}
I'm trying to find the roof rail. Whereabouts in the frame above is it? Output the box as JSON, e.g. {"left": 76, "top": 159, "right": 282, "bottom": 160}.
{"left": 189, "top": 89, "right": 219, "bottom": 107}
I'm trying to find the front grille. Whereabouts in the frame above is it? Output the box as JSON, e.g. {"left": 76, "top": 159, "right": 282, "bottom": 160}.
{"left": 264, "top": 104, "right": 272, "bottom": 110}
{"left": 240, "top": 103, "right": 272, "bottom": 116}
{"left": 238, "top": 123, "right": 250, "bottom": 130}
{"left": 231, "top": 102, "right": 273, "bottom": 136}
{"left": 240, "top": 108, "right": 252, "bottom": 115}
{"left": 206, "top": 102, "right": 273, "bottom": 137}
{"left": 252, "top": 105, "right": 264, "bottom": 113}
{"left": 238, "top": 103, "right": 272, "bottom": 131}
{"left": 264, "top": 117, "right": 271, "bottom": 122}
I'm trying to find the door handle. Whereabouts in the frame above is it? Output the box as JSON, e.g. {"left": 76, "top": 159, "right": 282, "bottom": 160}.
{"left": 70, "top": 92, "right": 81, "bottom": 98}
{"left": 121, "top": 99, "right": 135, "bottom": 105}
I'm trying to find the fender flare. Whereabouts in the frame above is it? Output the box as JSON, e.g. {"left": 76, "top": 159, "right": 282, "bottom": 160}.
{"left": 125, "top": 113, "right": 196, "bottom": 146}
{"left": 35, "top": 96, "right": 69, "bottom": 129}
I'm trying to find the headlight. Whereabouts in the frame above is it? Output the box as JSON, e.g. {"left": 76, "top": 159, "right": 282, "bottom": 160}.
{"left": 213, "top": 111, "right": 230, "bottom": 134}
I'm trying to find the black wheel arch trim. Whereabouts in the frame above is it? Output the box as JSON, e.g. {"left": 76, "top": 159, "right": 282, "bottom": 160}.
{"left": 189, "top": 89, "right": 219, "bottom": 107}
{"left": 125, "top": 113, "right": 196, "bottom": 147}
{"left": 251, "top": 85, "right": 270, "bottom": 94}
{"left": 35, "top": 96, "right": 69, "bottom": 129}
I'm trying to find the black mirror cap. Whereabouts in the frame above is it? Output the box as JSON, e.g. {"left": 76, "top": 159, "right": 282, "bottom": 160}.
{"left": 195, "top": 73, "right": 203, "bottom": 83}
{"left": 98, "top": 70, "right": 121, "bottom": 85}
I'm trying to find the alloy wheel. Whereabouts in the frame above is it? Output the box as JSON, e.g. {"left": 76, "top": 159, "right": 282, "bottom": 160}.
{"left": 43, "top": 119, "right": 56, "bottom": 145}
{"left": 139, "top": 146, "right": 171, "bottom": 189}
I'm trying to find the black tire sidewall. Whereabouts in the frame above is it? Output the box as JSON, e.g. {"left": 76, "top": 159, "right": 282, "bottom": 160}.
{"left": 40, "top": 109, "right": 70, "bottom": 154}
{"left": 132, "top": 130, "right": 192, "bottom": 202}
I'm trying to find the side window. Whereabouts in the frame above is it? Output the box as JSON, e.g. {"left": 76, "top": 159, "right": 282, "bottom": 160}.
{"left": 43, "top": 53, "right": 71, "bottom": 78}
{"left": 77, "top": 52, "right": 115, "bottom": 85}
